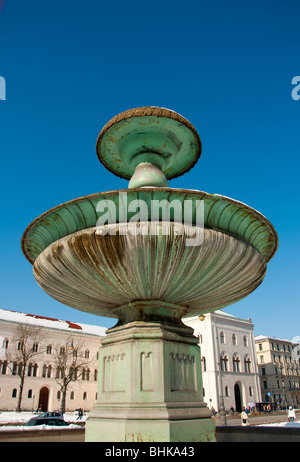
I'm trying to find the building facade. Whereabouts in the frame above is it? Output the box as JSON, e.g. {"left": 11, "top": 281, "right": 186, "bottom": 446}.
{"left": 0, "top": 309, "right": 106, "bottom": 412}
{"left": 255, "top": 335, "right": 300, "bottom": 409}
{"left": 184, "top": 311, "right": 261, "bottom": 412}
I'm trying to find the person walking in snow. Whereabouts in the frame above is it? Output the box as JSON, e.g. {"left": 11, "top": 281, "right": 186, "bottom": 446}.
{"left": 288, "top": 406, "right": 296, "bottom": 422}
{"left": 241, "top": 407, "right": 249, "bottom": 426}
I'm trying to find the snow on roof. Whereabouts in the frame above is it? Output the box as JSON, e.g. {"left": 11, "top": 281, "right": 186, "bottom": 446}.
{"left": 255, "top": 335, "right": 299, "bottom": 345}
{"left": 0, "top": 308, "right": 107, "bottom": 337}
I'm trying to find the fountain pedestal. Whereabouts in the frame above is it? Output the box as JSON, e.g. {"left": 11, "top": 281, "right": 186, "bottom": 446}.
{"left": 86, "top": 303, "right": 215, "bottom": 442}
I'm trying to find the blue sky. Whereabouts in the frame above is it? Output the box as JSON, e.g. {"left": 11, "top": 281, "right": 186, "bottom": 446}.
{"left": 0, "top": 0, "right": 299, "bottom": 339}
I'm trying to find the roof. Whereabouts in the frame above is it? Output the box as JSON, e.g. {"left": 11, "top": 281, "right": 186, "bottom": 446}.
{"left": 255, "top": 335, "right": 299, "bottom": 346}
{"left": 0, "top": 308, "right": 107, "bottom": 337}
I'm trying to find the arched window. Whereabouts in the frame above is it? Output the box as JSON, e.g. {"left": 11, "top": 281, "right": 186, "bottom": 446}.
{"left": 83, "top": 391, "right": 87, "bottom": 400}
{"left": 1, "top": 361, "right": 7, "bottom": 375}
{"left": 42, "top": 364, "right": 52, "bottom": 378}
{"left": 233, "top": 354, "right": 240, "bottom": 372}
{"left": 220, "top": 354, "right": 228, "bottom": 372}
{"left": 12, "top": 388, "right": 17, "bottom": 398}
{"left": 244, "top": 355, "right": 251, "bottom": 373}
{"left": 70, "top": 391, "right": 75, "bottom": 400}
{"left": 46, "top": 345, "right": 52, "bottom": 354}
{"left": 28, "top": 389, "right": 33, "bottom": 398}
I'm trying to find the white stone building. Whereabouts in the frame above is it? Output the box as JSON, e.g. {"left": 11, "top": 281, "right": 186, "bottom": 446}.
{"left": 0, "top": 308, "right": 106, "bottom": 412}
{"left": 184, "top": 310, "right": 261, "bottom": 412}
{"left": 255, "top": 335, "right": 300, "bottom": 409}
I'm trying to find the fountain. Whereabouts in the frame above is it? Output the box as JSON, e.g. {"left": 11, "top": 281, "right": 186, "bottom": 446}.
{"left": 21, "top": 107, "right": 278, "bottom": 442}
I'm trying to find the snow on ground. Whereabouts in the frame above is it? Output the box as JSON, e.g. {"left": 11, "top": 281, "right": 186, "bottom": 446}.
{"left": 0, "top": 411, "right": 86, "bottom": 431}
{"left": 257, "top": 421, "right": 300, "bottom": 428}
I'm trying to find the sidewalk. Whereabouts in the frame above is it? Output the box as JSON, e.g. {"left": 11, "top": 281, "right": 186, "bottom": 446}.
{"left": 213, "top": 410, "right": 299, "bottom": 427}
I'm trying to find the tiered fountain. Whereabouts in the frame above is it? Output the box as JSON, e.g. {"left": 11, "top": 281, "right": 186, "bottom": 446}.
{"left": 21, "top": 107, "right": 278, "bottom": 442}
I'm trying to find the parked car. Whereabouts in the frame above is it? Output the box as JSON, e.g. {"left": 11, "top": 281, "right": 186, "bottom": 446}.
{"left": 25, "top": 417, "right": 69, "bottom": 427}
{"left": 39, "top": 411, "right": 64, "bottom": 419}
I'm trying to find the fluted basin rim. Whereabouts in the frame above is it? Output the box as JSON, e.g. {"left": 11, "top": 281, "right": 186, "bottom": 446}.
{"left": 21, "top": 188, "right": 278, "bottom": 265}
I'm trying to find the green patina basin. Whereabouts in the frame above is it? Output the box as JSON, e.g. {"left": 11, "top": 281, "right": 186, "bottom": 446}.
{"left": 21, "top": 188, "right": 277, "bottom": 321}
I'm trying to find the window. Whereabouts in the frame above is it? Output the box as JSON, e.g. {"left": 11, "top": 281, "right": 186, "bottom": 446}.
{"left": 225, "top": 386, "right": 229, "bottom": 397}
{"left": 70, "top": 391, "right": 74, "bottom": 400}
{"left": 57, "top": 391, "right": 61, "bottom": 400}
{"left": 17, "top": 341, "right": 23, "bottom": 351}
{"left": 12, "top": 389, "right": 17, "bottom": 398}
{"left": 46, "top": 345, "right": 52, "bottom": 354}
{"left": 244, "top": 356, "right": 251, "bottom": 373}
{"left": 233, "top": 354, "right": 240, "bottom": 372}
{"left": 243, "top": 336, "right": 248, "bottom": 347}
{"left": 28, "top": 389, "right": 32, "bottom": 398}
{"left": 232, "top": 334, "right": 237, "bottom": 346}
{"left": 42, "top": 365, "right": 52, "bottom": 378}
{"left": 83, "top": 392, "right": 87, "bottom": 400}
{"left": 94, "top": 369, "right": 98, "bottom": 381}
{"left": 28, "top": 363, "right": 38, "bottom": 377}
{"left": 220, "top": 332, "right": 225, "bottom": 344}
{"left": 260, "top": 355, "right": 264, "bottom": 363}
{"left": 259, "top": 343, "right": 263, "bottom": 351}
{"left": 32, "top": 343, "right": 38, "bottom": 353}
{"left": 12, "top": 362, "right": 18, "bottom": 375}
{"left": 85, "top": 350, "right": 90, "bottom": 359}
{"left": 263, "top": 381, "right": 268, "bottom": 389}
{"left": 82, "top": 368, "right": 90, "bottom": 381}
{"left": 1, "top": 361, "right": 7, "bottom": 375}
{"left": 60, "top": 347, "right": 65, "bottom": 356}
{"left": 220, "top": 354, "right": 228, "bottom": 372}
{"left": 262, "top": 367, "right": 266, "bottom": 376}
{"left": 2, "top": 339, "right": 9, "bottom": 349}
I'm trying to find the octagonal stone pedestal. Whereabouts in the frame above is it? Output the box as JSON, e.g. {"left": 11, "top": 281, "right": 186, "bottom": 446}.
{"left": 85, "top": 303, "right": 216, "bottom": 442}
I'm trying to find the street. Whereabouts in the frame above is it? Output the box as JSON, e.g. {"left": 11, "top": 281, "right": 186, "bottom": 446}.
{"left": 213, "top": 410, "right": 299, "bottom": 427}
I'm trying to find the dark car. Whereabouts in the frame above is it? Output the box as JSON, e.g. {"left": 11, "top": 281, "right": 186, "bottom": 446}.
{"left": 25, "top": 417, "right": 69, "bottom": 427}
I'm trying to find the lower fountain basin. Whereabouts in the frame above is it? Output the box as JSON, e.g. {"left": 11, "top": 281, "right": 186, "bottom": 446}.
{"left": 33, "top": 222, "right": 266, "bottom": 321}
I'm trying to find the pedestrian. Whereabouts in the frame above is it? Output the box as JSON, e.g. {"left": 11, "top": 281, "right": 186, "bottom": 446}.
{"left": 288, "top": 406, "right": 296, "bottom": 422}
{"left": 241, "top": 407, "right": 249, "bottom": 426}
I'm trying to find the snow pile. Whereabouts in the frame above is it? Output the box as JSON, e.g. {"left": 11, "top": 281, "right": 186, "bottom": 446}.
{"left": 258, "top": 421, "right": 300, "bottom": 428}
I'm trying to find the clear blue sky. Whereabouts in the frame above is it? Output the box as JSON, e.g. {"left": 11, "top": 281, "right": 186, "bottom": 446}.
{"left": 0, "top": 0, "right": 299, "bottom": 340}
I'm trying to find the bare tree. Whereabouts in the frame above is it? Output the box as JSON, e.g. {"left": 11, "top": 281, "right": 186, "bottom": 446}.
{"left": 5, "top": 323, "right": 46, "bottom": 412}
{"left": 53, "top": 336, "right": 97, "bottom": 413}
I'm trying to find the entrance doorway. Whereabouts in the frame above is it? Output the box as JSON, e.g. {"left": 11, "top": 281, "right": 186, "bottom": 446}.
{"left": 38, "top": 387, "right": 49, "bottom": 412}
{"left": 234, "top": 383, "right": 242, "bottom": 412}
